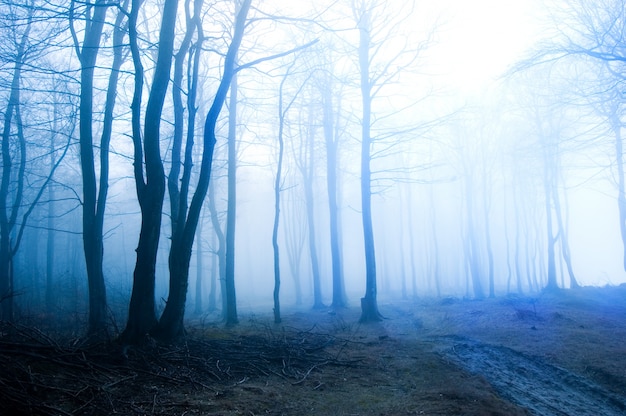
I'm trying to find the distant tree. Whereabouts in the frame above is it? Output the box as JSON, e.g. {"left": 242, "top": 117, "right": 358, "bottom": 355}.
{"left": 194, "top": 213, "right": 205, "bottom": 315}
{"left": 521, "top": 0, "right": 626, "bottom": 274}
{"left": 282, "top": 187, "right": 305, "bottom": 306}
{"left": 0, "top": 1, "right": 34, "bottom": 322}
{"left": 510, "top": 75, "right": 581, "bottom": 292}
{"left": 207, "top": 175, "right": 227, "bottom": 314}
{"left": 0, "top": 1, "right": 68, "bottom": 322}
{"left": 291, "top": 86, "right": 325, "bottom": 310}
{"left": 353, "top": 0, "right": 380, "bottom": 321}
{"left": 271, "top": 59, "right": 310, "bottom": 323}
{"left": 318, "top": 59, "right": 348, "bottom": 309}
{"left": 349, "top": 0, "right": 421, "bottom": 321}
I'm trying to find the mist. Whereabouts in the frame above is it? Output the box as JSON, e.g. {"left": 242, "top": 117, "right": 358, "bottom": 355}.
{"left": 1, "top": 0, "right": 625, "bottom": 336}
{"left": 4, "top": 1, "right": 626, "bottom": 415}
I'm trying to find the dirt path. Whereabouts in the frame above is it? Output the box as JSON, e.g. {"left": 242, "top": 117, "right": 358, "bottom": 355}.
{"left": 440, "top": 336, "right": 626, "bottom": 416}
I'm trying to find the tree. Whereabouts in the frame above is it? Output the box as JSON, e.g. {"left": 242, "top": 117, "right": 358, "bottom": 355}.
{"left": 350, "top": 0, "right": 421, "bottom": 321}
{"left": 271, "top": 59, "right": 310, "bottom": 323}
{"left": 319, "top": 59, "right": 348, "bottom": 309}
{"left": 70, "top": 0, "right": 130, "bottom": 336}
{"left": 154, "top": 0, "right": 251, "bottom": 341}
{"left": 154, "top": 0, "right": 206, "bottom": 339}
{"left": 207, "top": 176, "right": 227, "bottom": 314}
{"left": 0, "top": 3, "right": 33, "bottom": 321}
{"left": 354, "top": 0, "right": 379, "bottom": 322}
{"left": 0, "top": 1, "right": 69, "bottom": 322}
{"left": 522, "top": 0, "right": 626, "bottom": 274}
{"left": 122, "top": 0, "right": 179, "bottom": 343}
{"left": 223, "top": 67, "right": 239, "bottom": 326}
{"left": 291, "top": 85, "right": 325, "bottom": 310}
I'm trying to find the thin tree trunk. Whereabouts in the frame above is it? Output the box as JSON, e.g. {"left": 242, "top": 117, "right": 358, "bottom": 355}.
{"left": 195, "top": 215, "right": 203, "bottom": 315}
{"left": 224, "top": 72, "right": 239, "bottom": 326}
{"left": 303, "top": 123, "right": 324, "bottom": 309}
{"left": 552, "top": 183, "right": 579, "bottom": 288}
{"left": 322, "top": 81, "right": 346, "bottom": 309}
{"left": 613, "top": 116, "right": 626, "bottom": 272}
{"left": 357, "top": 8, "right": 381, "bottom": 322}
{"left": 207, "top": 180, "right": 225, "bottom": 314}
{"left": 464, "top": 176, "right": 485, "bottom": 299}
{"left": 0, "top": 9, "right": 32, "bottom": 322}
{"left": 544, "top": 174, "right": 559, "bottom": 291}
{"left": 46, "top": 102, "right": 57, "bottom": 314}
{"left": 272, "top": 73, "right": 287, "bottom": 324}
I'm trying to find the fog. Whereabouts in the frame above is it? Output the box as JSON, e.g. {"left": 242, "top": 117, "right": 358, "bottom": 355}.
{"left": 1, "top": 0, "right": 625, "bottom": 338}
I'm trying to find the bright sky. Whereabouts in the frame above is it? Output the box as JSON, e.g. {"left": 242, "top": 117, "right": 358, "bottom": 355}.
{"left": 427, "top": 0, "right": 544, "bottom": 91}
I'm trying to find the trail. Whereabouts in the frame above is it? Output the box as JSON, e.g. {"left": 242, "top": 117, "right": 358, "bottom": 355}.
{"left": 440, "top": 337, "right": 626, "bottom": 416}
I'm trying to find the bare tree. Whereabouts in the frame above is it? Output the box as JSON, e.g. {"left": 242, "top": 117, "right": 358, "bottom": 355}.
{"left": 349, "top": 0, "right": 422, "bottom": 321}
{"left": 154, "top": 0, "right": 251, "bottom": 341}
{"left": 70, "top": 0, "right": 130, "bottom": 336}
{"left": 520, "top": 0, "right": 626, "bottom": 274}
{"left": 122, "top": 0, "right": 179, "bottom": 343}
{"left": 0, "top": 1, "right": 69, "bottom": 322}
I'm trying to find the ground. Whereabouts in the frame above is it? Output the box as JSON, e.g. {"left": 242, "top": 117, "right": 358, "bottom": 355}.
{"left": 1, "top": 285, "right": 626, "bottom": 415}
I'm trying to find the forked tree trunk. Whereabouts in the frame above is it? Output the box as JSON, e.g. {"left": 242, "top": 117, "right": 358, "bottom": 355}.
{"left": 122, "top": 0, "right": 177, "bottom": 343}
{"left": 156, "top": 0, "right": 250, "bottom": 340}
{"left": 153, "top": 0, "right": 205, "bottom": 341}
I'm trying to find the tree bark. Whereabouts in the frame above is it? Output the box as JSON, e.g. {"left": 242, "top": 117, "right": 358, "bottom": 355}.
{"left": 224, "top": 71, "right": 239, "bottom": 326}
{"left": 123, "top": 0, "right": 178, "bottom": 343}
{"left": 153, "top": 0, "right": 204, "bottom": 341}
{"left": 156, "top": 0, "right": 250, "bottom": 340}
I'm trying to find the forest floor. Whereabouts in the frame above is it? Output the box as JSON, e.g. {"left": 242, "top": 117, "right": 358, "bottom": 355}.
{"left": 1, "top": 285, "right": 626, "bottom": 415}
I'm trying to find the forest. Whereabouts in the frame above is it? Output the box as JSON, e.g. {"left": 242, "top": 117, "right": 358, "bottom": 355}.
{"left": 1, "top": 0, "right": 626, "bottom": 414}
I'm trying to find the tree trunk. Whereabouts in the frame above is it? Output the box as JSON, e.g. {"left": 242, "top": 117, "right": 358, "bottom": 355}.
{"left": 322, "top": 81, "right": 346, "bottom": 309}
{"left": 207, "top": 180, "right": 225, "bottom": 314}
{"left": 122, "top": 0, "right": 177, "bottom": 343}
{"left": 272, "top": 79, "right": 286, "bottom": 324}
{"left": 0, "top": 10, "right": 31, "bottom": 322}
{"left": 464, "top": 176, "right": 485, "bottom": 299}
{"left": 46, "top": 101, "right": 58, "bottom": 314}
{"left": 155, "top": 0, "right": 249, "bottom": 341}
{"left": 194, "top": 216, "right": 204, "bottom": 315}
{"left": 483, "top": 196, "right": 495, "bottom": 298}
{"left": 153, "top": 0, "right": 204, "bottom": 341}
{"left": 75, "top": 0, "right": 128, "bottom": 337}
{"left": 303, "top": 132, "right": 325, "bottom": 309}
{"left": 544, "top": 177, "right": 559, "bottom": 291}
{"left": 357, "top": 9, "right": 381, "bottom": 322}
{"left": 612, "top": 116, "right": 626, "bottom": 272}
{"left": 224, "top": 71, "right": 239, "bottom": 326}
